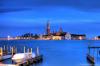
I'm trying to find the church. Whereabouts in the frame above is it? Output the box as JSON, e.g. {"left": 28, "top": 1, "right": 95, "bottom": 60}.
{"left": 42, "top": 21, "right": 86, "bottom": 40}
{"left": 42, "top": 21, "right": 71, "bottom": 40}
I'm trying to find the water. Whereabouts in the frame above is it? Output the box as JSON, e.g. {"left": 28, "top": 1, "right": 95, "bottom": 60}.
{"left": 0, "top": 40, "right": 100, "bottom": 66}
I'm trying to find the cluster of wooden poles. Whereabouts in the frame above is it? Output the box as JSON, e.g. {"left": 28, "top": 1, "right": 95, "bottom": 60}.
{"left": 0, "top": 45, "right": 43, "bottom": 66}
{"left": 0, "top": 46, "right": 16, "bottom": 56}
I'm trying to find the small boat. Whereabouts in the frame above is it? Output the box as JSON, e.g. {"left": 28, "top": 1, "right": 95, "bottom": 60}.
{"left": 12, "top": 47, "right": 43, "bottom": 64}
{"left": 87, "top": 54, "right": 95, "bottom": 64}
{"left": 12, "top": 53, "right": 36, "bottom": 63}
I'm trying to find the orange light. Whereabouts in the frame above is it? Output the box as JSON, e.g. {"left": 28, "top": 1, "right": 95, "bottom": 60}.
{"left": 79, "top": 36, "right": 82, "bottom": 40}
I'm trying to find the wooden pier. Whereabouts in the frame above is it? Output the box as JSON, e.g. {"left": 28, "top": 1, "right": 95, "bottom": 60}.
{"left": 87, "top": 46, "right": 95, "bottom": 64}
{"left": 86, "top": 46, "right": 100, "bottom": 64}
{"left": 0, "top": 55, "right": 43, "bottom": 66}
{"left": 0, "top": 46, "right": 16, "bottom": 61}
{"left": 12, "top": 47, "right": 43, "bottom": 66}
{"left": 0, "top": 46, "right": 43, "bottom": 66}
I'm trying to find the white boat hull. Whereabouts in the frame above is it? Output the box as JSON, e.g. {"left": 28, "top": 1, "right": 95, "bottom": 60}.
{"left": 12, "top": 53, "right": 36, "bottom": 63}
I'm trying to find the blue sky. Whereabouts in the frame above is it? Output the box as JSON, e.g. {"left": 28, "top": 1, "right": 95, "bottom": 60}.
{"left": 0, "top": 0, "right": 100, "bottom": 38}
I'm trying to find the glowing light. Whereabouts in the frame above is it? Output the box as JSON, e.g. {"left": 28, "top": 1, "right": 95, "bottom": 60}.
{"left": 79, "top": 36, "right": 82, "bottom": 40}
{"left": 7, "top": 35, "right": 10, "bottom": 40}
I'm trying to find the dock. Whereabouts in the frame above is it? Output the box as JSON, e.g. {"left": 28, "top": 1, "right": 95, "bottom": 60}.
{"left": 0, "top": 55, "right": 43, "bottom": 66}
{"left": 87, "top": 46, "right": 95, "bottom": 64}
{"left": 0, "top": 46, "right": 16, "bottom": 61}
{"left": 12, "top": 47, "right": 43, "bottom": 66}
{"left": 0, "top": 46, "right": 43, "bottom": 66}
{"left": 86, "top": 46, "right": 100, "bottom": 64}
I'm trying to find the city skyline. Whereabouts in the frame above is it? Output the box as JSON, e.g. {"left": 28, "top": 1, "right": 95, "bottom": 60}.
{"left": 0, "top": 19, "right": 100, "bottom": 38}
{"left": 0, "top": 21, "right": 97, "bottom": 39}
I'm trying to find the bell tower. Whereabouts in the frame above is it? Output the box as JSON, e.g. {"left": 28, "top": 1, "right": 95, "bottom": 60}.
{"left": 46, "top": 20, "right": 50, "bottom": 35}
{"left": 59, "top": 26, "right": 63, "bottom": 33}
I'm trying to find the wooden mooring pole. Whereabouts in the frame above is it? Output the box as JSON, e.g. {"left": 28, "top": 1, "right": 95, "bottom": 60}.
{"left": 36, "top": 47, "right": 39, "bottom": 56}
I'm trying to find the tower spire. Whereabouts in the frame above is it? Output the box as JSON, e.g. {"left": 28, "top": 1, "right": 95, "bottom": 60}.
{"left": 46, "top": 20, "right": 50, "bottom": 35}
{"left": 59, "top": 26, "right": 63, "bottom": 33}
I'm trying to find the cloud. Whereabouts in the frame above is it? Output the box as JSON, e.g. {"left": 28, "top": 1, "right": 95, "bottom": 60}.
{"left": 0, "top": 8, "right": 31, "bottom": 13}
{"left": 1, "top": 0, "right": 100, "bottom": 13}
{"left": 34, "top": 0, "right": 100, "bottom": 12}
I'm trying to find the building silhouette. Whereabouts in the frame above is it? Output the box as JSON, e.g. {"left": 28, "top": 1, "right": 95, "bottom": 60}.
{"left": 15, "top": 20, "right": 86, "bottom": 40}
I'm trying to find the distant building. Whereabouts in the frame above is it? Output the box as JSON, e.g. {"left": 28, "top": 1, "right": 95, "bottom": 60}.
{"left": 45, "top": 23, "right": 68, "bottom": 40}
{"left": 44, "top": 21, "right": 86, "bottom": 40}
{"left": 14, "top": 21, "right": 87, "bottom": 40}
{"left": 42, "top": 35, "right": 52, "bottom": 40}
{"left": 43, "top": 26, "right": 67, "bottom": 40}
{"left": 52, "top": 36, "right": 62, "bottom": 40}
{"left": 93, "top": 36, "right": 100, "bottom": 40}
{"left": 21, "top": 33, "right": 34, "bottom": 39}
{"left": 71, "top": 34, "right": 86, "bottom": 40}
{"left": 65, "top": 32, "right": 71, "bottom": 40}
{"left": 51, "top": 32, "right": 66, "bottom": 40}
{"left": 15, "top": 33, "right": 40, "bottom": 40}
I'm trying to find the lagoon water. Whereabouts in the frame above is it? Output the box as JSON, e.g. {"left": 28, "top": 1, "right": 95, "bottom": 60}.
{"left": 0, "top": 40, "right": 100, "bottom": 66}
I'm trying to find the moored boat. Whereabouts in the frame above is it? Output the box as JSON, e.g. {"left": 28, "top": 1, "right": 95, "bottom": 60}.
{"left": 12, "top": 53, "right": 36, "bottom": 63}
{"left": 87, "top": 54, "right": 95, "bottom": 64}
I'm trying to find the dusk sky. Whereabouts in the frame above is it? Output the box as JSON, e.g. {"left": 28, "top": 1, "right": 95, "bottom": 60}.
{"left": 0, "top": 0, "right": 100, "bottom": 38}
